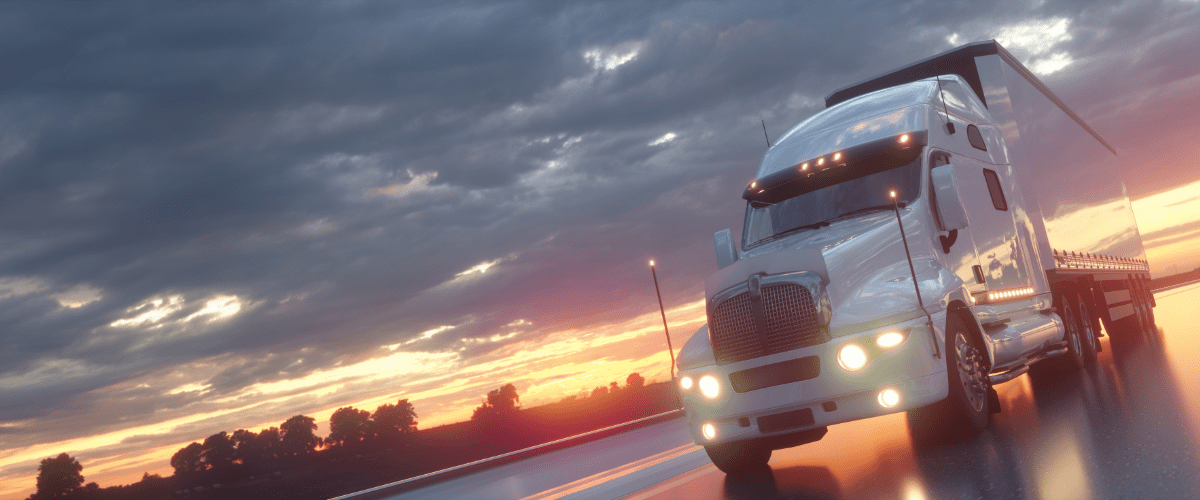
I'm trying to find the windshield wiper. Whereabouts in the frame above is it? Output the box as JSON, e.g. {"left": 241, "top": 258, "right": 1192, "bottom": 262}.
{"left": 754, "top": 220, "right": 831, "bottom": 246}
{"left": 825, "top": 202, "right": 904, "bottom": 223}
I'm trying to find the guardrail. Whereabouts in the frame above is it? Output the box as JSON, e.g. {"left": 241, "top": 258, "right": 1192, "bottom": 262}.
{"left": 329, "top": 409, "right": 685, "bottom": 500}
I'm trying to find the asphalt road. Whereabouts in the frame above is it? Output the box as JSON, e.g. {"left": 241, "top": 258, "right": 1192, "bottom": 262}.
{"left": 383, "top": 282, "right": 1200, "bottom": 500}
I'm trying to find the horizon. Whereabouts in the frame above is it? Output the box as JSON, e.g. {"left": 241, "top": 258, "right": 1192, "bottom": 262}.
{"left": 4, "top": 1, "right": 1200, "bottom": 498}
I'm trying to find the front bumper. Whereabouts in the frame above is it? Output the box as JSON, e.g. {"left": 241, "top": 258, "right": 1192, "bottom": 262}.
{"left": 680, "top": 313, "right": 949, "bottom": 446}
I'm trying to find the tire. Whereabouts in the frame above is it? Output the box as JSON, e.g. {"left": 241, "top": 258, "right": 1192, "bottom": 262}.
{"left": 1137, "top": 281, "right": 1158, "bottom": 343}
{"left": 907, "top": 314, "right": 989, "bottom": 444}
{"left": 1050, "top": 291, "right": 1087, "bottom": 372}
{"left": 1071, "top": 290, "right": 1099, "bottom": 366}
{"left": 1111, "top": 279, "right": 1148, "bottom": 342}
{"left": 704, "top": 440, "right": 771, "bottom": 474}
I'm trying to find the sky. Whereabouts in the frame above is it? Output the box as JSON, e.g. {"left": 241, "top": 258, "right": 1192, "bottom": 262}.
{"left": 2, "top": 0, "right": 1200, "bottom": 497}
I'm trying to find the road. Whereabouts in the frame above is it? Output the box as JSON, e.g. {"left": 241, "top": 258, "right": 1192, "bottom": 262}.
{"left": 382, "top": 282, "right": 1200, "bottom": 499}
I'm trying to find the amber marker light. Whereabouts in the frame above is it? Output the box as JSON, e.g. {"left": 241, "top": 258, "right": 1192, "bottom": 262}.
{"left": 800, "top": 162, "right": 809, "bottom": 171}
{"left": 899, "top": 133, "right": 910, "bottom": 143}
{"left": 832, "top": 152, "right": 842, "bottom": 161}
{"left": 750, "top": 181, "right": 756, "bottom": 189}
{"left": 817, "top": 157, "right": 825, "bottom": 166}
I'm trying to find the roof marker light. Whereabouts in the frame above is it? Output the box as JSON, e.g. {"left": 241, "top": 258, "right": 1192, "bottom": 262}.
{"left": 899, "top": 134, "right": 910, "bottom": 143}
{"left": 750, "top": 181, "right": 756, "bottom": 189}
{"left": 801, "top": 162, "right": 809, "bottom": 171}
{"left": 817, "top": 157, "right": 825, "bottom": 166}
{"left": 833, "top": 152, "right": 842, "bottom": 161}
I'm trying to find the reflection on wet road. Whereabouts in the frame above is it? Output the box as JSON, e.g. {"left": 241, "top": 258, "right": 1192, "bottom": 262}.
{"left": 385, "top": 284, "right": 1200, "bottom": 500}
{"left": 626, "top": 283, "right": 1200, "bottom": 500}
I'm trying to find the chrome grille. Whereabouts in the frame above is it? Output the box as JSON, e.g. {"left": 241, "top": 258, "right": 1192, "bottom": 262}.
{"left": 710, "top": 283, "right": 823, "bottom": 364}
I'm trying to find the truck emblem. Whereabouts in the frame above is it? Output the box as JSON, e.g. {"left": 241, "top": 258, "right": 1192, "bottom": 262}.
{"left": 748, "top": 274, "right": 762, "bottom": 300}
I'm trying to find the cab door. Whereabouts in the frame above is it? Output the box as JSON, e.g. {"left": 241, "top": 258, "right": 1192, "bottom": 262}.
{"left": 953, "top": 154, "right": 1031, "bottom": 293}
{"left": 940, "top": 152, "right": 1049, "bottom": 361}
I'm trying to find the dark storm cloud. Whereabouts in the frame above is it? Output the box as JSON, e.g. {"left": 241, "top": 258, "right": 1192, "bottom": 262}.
{"left": 2, "top": 1, "right": 1199, "bottom": 480}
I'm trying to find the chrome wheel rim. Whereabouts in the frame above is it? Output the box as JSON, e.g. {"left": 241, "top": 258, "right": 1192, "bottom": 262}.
{"left": 955, "top": 333, "right": 987, "bottom": 412}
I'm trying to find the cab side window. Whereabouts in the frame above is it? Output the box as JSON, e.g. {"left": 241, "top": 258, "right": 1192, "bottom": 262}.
{"left": 982, "top": 168, "right": 1008, "bottom": 211}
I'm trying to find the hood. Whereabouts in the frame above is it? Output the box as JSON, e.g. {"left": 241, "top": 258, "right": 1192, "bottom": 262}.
{"left": 726, "top": 202, "right": 960, "bottom": 337}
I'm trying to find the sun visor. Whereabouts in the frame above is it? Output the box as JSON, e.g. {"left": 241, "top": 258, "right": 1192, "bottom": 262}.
{"left": 705, "top": 248, "right": 830, "bottom": 300}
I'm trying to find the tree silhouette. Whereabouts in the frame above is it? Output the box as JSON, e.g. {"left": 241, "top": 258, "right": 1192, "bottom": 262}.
{"left": 280, "top": 415, "right": 321, "bottom": 457}
{"left": 609, "top": 381, "right": 621, "bottom": 393}
{"left": 170, "top": 442, "right": 206, "bottom": 477}
{"left": 202, "top": 431, "right": 236, "bottom": 471}
{"left": 256, "top": 427, "right": 282, "bottom": 462}
{"left": 372, "top": 399, "right": 418, "bottom": 440}
{"left": 230, "top": 429, "right": 260, "bottom": 466}
{"left": 626, "top": 373, "right": 645, "bottom": 390}
{"left": 591, "top": 385, "right": 609, "bottom": 398}
{"left": 328, "top": 407, "right": 371, "bottom": 447}
{"left": 33, "top": 453, "right": 83, "bottom": 499}
{"left": 471, "top": 384, "right": 520, "bottom": 421}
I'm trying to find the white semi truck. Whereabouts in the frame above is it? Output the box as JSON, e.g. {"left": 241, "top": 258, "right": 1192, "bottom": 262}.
{"left": 675, "top": 40, "right": 1157, "bottom": 473}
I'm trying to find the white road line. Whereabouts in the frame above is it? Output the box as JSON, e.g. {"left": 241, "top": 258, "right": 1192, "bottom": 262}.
{"left": 521, "top": 443, "right": 701, "bottom": 500}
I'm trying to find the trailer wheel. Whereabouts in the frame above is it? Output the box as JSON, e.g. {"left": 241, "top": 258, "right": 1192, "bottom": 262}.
{"left": 704, "top": 440, "right": 771, "bottom": 474}
{"left": 1113, "top": 279, "right": 1151, "bottom": 343}
{"left": 907, "top": 314, "right": 989, "bottom": 444}
{"left": 1137, "top": 281, "right": 1158, "bottom": 343}
{"left": 1072, "top": 291, "right": 1099, "bottom": 365}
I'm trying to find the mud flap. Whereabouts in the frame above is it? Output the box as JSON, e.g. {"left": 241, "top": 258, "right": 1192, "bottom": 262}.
{"left": 988, "top": 386, "right": 1001, "bottom": 414}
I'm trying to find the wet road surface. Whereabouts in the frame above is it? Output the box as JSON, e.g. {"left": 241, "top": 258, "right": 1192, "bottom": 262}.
{"left": 386, "top": 283, "right": 1200, "bottom": 500}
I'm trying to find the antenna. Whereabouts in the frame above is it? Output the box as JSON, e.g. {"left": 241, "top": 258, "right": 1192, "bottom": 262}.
{"left": 649, "top": 260, "right": 681, "bottom": 407}
{"left": 761, "top": 118, "right": 771, "bottom": 148}
{"left": 936, "top": 75, "right": 955, "bottom": 135}
{"left": 891, "top": 190, "right": 940, "bottom": 359}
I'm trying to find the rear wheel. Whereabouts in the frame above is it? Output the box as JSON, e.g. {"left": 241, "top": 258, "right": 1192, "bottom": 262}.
{"left": 1112, "top": 279, "right": 1149, "bottom": 343}
{"left": 704, "top": 440, "right": 771, "bottom": 474}
{"left": 1071, "top": 291, "right": 1099, "bottom": 366}
{"left": 907, "top": 314, "right": 989, "bottom": 443}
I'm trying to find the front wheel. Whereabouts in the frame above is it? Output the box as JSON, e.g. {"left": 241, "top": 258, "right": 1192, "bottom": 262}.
{"left": 704, "top": 441, "right": 771, "bottom": 474}
{"left": 907, "top": 314, "right": 989, "bottom": 444}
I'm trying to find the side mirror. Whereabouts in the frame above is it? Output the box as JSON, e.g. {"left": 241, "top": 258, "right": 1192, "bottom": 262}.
{"left": 931, "top": 164, "right": 970, "bottom": 231}
{"left": 714, "top": 229, "right": 737, "bottom": 269}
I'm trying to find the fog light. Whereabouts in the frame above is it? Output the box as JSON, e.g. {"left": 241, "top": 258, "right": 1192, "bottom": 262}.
{"left": 837, "top": 343, "right": 867, "bottom": 371}
{"left": 702, "top": 423, "right": 717, "bottom": 440}
{"left": 699, "top": 375, "right": 720, "bottom": 399}
{"left": 680, "top": 376, "right": 693, "bottom": 390}
{"left": 878, "top": 389, "right": 900, "bottom": 408}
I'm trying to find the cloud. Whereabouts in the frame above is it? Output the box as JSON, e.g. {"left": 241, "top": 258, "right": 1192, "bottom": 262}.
{"left": 2, "top": 0, "right": 1200, "bottom": 495}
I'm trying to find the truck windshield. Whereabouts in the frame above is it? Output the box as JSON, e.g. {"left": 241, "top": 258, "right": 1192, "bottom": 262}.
{"left": 743, "top": 152, "right": 923, "bottom": 248}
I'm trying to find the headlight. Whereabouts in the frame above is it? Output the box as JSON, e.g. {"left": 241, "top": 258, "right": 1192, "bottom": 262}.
{"left": 876, "top": 331, "right": 906, "bottom": 348}
{"left": 699, "top": 375, "right": 720, "bottom": 399}
{"left": 702, "top": 423, "right": 717, "bottom": 440}
{"left": 837, "top": 343, "right": 867, "bottom": 371}
{"left": 679, "top": 376, "right": 693, "bottom": 390}
{"left": 878, "top": 388, "right": 901, "bottom": 408}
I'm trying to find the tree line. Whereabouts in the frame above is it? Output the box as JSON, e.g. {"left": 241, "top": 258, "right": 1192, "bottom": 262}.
{"left": 24, "top": 374, "right": 656, "bottom": 500}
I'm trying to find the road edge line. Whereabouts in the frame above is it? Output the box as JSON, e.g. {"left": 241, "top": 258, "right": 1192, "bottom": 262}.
{"left": 329, "top": 409, "right": 685, "bottom": 500}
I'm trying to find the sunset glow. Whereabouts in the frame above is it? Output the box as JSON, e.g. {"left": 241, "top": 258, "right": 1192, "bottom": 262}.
{"left": 3, "top": 3, "right": 1200, "bottom": 499}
